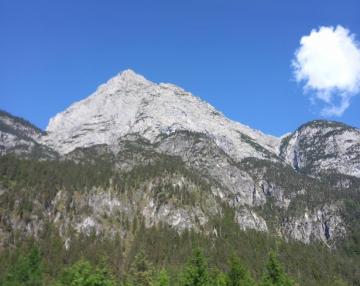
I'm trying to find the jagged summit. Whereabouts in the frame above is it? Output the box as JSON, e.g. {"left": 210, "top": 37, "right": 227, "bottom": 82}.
{"left": 118, "top": 68, "right": 146, "bottom": 79}
{"left": 82, "top": 69, "right": 153, "bottom": 103}
{"left": 42, "top": 70, "right": 280, "bottom": 158}
{"left": 99, "top": 69, "right": 152, "bottom": 88}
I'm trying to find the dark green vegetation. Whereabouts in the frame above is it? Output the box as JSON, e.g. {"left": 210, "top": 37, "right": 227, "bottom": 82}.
{"left": 0, "top": 154, "right": 359, "bottom": 285}
{"left": 0, "top": 244, "right": 298, "bottom": 286}
{"left": 1, "top": 246, "right": 43, "bottom": 286}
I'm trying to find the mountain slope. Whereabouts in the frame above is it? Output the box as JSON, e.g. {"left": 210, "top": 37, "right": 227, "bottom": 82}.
{"left": 0, "top": 110, "right": 56, "bottom": 158}
{"left": 280, "top": 120, "right": 360, "bottom": 178}
{"left": 1, "top": 141, "right": 359, "bottom": 285}
{"left": 42, "top": 70, "right": 279, "bottom": 161}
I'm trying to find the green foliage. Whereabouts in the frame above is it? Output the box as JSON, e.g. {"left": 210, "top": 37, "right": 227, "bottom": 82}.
{"left": 181, "top": 248, "right": 210, "bottom": 286}
{"left": 54, "top": 259, "right": 116, "bottom": 286}
{"left": 260, "top": 251, "right": 294, "bottom": 286}
{"left": 226, "top": 255, "right": 256, "bottom": 286}
{"left": 330, "top": 278, "right": 348, "bottom": 286}
{"left": 2, "top": 246, "right": 43, "bottom": 286}
{"left": 153, "top": 269, "right": 170, "bottom": 286}
{"left": 0, "top": 242, "right": 357, "bottom": 286}
{"left": 212, "top": 271, "right": 227, "bottom": 286}
{"left": 127, "top": 251, "right": 154, "bottom": 286}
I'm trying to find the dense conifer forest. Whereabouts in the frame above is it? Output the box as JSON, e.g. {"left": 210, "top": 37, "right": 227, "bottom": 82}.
{"left": 0, "top": 245, "right": 302, "bottom": 286}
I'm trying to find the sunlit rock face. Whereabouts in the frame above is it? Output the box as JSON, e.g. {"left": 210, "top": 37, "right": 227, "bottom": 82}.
{"left": 0, "top": 110, "right": 55, "bottom": 158}
{"left": 42, "top": 69, "right": 280, "bottom": 161}
{"left": 281, "top": 205, "right": 346, "bottom": 245}
{"left": 280, "top": 120, "right": 360, "bottom": 178}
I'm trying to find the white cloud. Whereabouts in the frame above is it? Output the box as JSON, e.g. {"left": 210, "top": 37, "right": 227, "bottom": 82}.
{"left": 293, "top": 25, "right": 360, "bottom": 116}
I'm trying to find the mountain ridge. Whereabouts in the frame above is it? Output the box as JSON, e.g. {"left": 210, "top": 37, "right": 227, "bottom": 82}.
{"left": 2, "top": 69, "right": 360, "bottom": 179}
{"left": 41, "top": 70, "right": 280, "bottom": 160}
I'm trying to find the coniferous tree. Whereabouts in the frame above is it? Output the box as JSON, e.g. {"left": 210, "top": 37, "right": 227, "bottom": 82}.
{"left": 54, "top": 259, "right": 116, "bottom": 286}
{"left": 3, "top": 246, "right": 43, "bottom": 286}
{"left": 153, "top": 268, "right": 170, "bottom": 286}
{"left": 211, "top": 269, "right": 227, "bottom": 286}
{"left": 226, "top": 255, "right": 256, "bottom": 286}
{"left": 181, "top": 248, "right": 210, "bottom": 286}
{"left": 127, "top": 250, "right": 154, "bottom": 286}
{"left": 260, "top": 251, "right": 294, "bottom": 286}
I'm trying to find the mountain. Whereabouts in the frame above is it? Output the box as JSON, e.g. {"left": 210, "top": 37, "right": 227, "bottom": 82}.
{"left": 0, "top": 110, "right": 56, "bottom": 158}
{"left": 0, "top": 70, "right": 359, "bottom": 285}
{"left": 280, "top": 120, "right": 360, "bottom": 178}
{"left": 42, "top": 70, "right": 279, "bottom": 160}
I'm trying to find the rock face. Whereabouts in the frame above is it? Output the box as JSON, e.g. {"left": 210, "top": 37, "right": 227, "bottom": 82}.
{"left": 280, "top": 120, "right": 360, "bottom": 178}
{"left": 281, "top": 205, "right": 346, "bottom": 245}
{"left": 235, "top": 208, "right": 268, "bottom": 232}
{"left": 0, "top": 70, "right": 359, "bottom": 249}
{"left": 0, "top": 110, "right": 55, "bottom": 158}
{"left": 42, "top": 70, "right": 279, "bottom": 161}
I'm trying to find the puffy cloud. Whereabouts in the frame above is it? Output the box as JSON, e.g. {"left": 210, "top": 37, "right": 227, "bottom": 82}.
{"left": 293, "top": 25, "right": 360, "bottom": 116}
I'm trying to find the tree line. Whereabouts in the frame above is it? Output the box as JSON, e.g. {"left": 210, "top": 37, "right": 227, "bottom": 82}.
{"left": 1, "top": 246, "right": 298, "bottom": 286}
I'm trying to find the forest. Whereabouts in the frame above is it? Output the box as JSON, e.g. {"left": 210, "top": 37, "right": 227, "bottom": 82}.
{"left": 1, "top": 245, "right": 300, "bottom": 286}
{"left": 0, "top": 155, "right": 359, "bottom": 285}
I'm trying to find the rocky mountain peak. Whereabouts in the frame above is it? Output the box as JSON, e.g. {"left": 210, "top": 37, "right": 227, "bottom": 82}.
{"left": 100, "top": 69, "right": 152, "bottom": 89}
{"left": 118, "top": 69, "right": 147, "bottom": 80}
{"left": 42, "top": 70, "right": 280, "bottom": 158}
{"left": 91, "top": 69, "right": 153, "bottom": 100}
{"left": 280, "top": 119, "right": 360, "bottom": 177}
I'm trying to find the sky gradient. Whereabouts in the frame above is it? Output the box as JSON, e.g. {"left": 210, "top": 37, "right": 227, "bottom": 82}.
{"left": 1, "top": 0, "right": 359, "bottom": 136}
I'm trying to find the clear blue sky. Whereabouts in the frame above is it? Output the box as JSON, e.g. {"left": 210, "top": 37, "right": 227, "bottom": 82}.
{"left": 1, "top": 0, "right": 359, "bottom": 136}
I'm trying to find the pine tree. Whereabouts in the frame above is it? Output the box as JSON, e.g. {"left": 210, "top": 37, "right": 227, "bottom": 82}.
{"left": 153, "top": 268, "right": 170, "bottom": 286}
{"left": 211, "top": 269, "right": 227, "bottom": 286}
{"left": 260, "top": 251, "right": 294, "bottom": 286}
{"left": 3, "top": 246, "right": 43, "bottom": 286}
{"left": 128, "top": 250, "right": 154, "bottom": 286}
{"left": 54, "top": 259, "right": 116, "bottom": 286}
{"left": 226, "top": 255, "right": 256, "bottom": 286}
{"left": 181, "top": 248, "right": 210, "bottom": 286}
